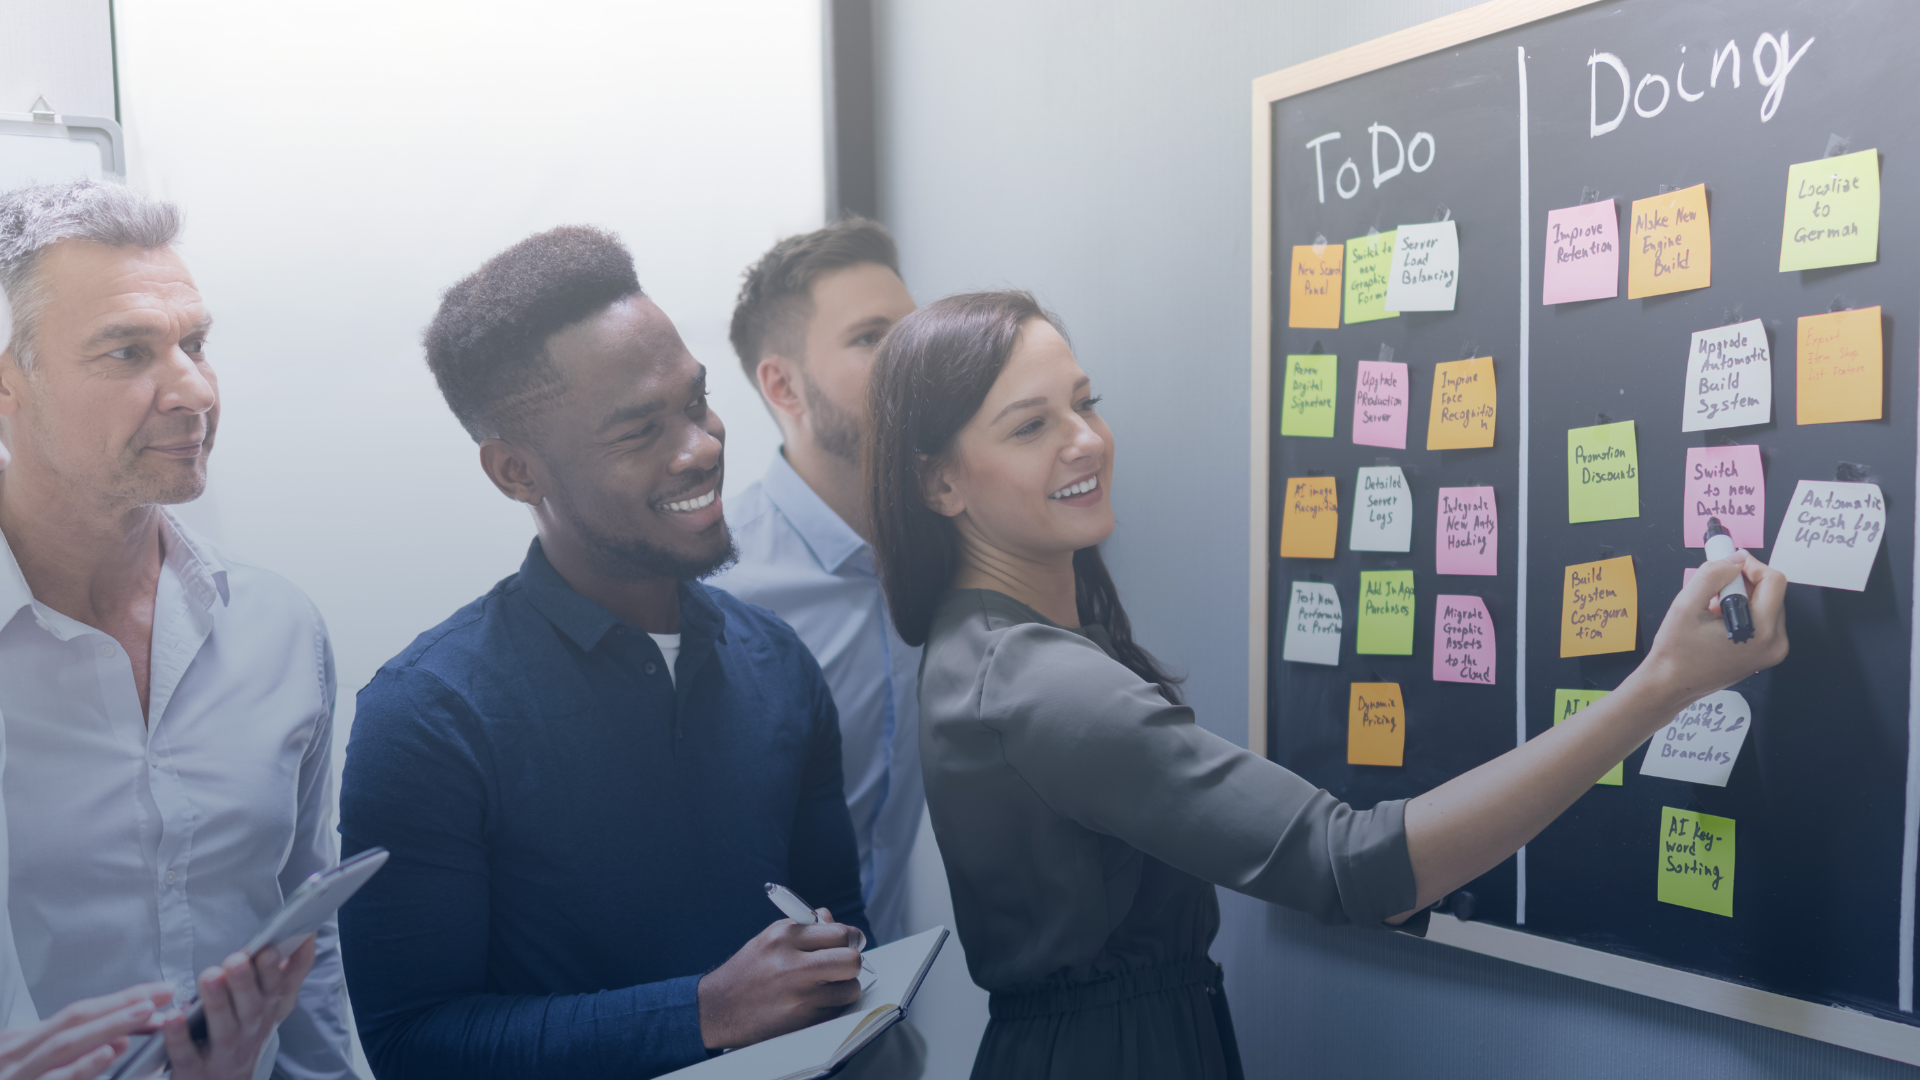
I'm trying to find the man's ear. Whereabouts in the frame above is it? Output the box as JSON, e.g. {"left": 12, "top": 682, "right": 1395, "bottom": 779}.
{"left": 755, "top": 355, "right": 805, "bottom": 424}
{"left": 478, "top": 438, "right": 543, "bottom": 506}
{"left": 918, "top": 453, "right": 966, "bottom": 518}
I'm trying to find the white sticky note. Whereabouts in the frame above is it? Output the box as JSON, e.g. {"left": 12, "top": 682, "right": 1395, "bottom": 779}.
{"left": 1639, "top": 690, "right": 1752, "bottom": 787}
{"left": 1350, "top": 466, "right": 1413, "bottom": 552}
{"left": 1282, "top": 582, "right": 1343, "bottom": 665}
{"left": 1682, "top": 319, "right": 1772, "bottom": 431}
{"left": 1384, "top": 220, "right": 1459, "bottom": 312}
{"left": 1768, "top": 480, "right": 1886, "bottom": 591}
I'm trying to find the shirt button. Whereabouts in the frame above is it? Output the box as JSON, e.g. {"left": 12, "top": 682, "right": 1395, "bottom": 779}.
{"left": 163, "top": 871, "right": 176, "bottom": 885}
{"left": 146, "top": 753, "right": 159, "bottom": 767}
{"left": 644, "top": 661, "right": 658, "bottom": 675}
{"left": 97, "top": 642, "right": 115, "bottom": 658}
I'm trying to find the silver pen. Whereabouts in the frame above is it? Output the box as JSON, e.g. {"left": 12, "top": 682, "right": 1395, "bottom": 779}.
{"left": 764, "top": 882, "right": 873, "bottom": 973}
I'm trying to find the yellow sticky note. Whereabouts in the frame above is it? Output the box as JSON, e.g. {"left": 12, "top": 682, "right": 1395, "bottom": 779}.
{"left": 1356, "top": 570, "right": 1415, "bottom": 655}
{"left": 1279, "top": 477, "right": 1338, "bottom": 559}
{"left": 1566, "top": 421, "right": 1640, "bottom": 523}
{"left": 1780, "top": 149, "right": 1879, "bottom": 272}
{"left": 1796, "top": 307, "right": 1883, "bottom": 425}
{"left": 1280, "top": 355, "right": 1337, "bottom": 437}
{"left": 1426, "top": 357, "right": 1496, "bottom": 450}
{"left": 1561, "top": 556, "right": 1636, "bottom": 658}
{"left": 1348, "top": 682, "right": 1405, "bottom": 767}
{"left": 1553, "top": 689, "right": 1621, "bottom": 785}
{"left": 1627, "top": 184, "right": 1711, "bottom": 299}
{"left": 1288, "top": 243, "right": 1343, "bottom": 329}
{"left": 1657, "top": 807, "right": 1734, "bottom": 917}
{"left": 1343, "top": 231, "right": 1398, "bottom": 324}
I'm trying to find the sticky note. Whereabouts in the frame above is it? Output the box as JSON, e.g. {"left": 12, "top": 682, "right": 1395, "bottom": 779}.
{"left": 1542, "top": 199, "right": 1620, "bottom": 304}
{"left": 1768, "top": 480, "right": 1885, "bottom": 591}
{"left": 1357, "top": 570, "right": 1415, "bottom": 655}
{"left": 1432, "top": 595, "right": 1494, "bottom": 685}
{"left": 1796, "top": 307, "right": 1883, "bottom": 425}
{"left": 1384, "top": 220, "right": 1459, "bottom": 311}
{"left": 1628, "top": 184, "right": 1711, "bottom": 299}
{"left": 1681, "top": 446, "right": 1764, "bottom": 550}
{"left": 1640, "top": 690, "right": 1751, "bottom": 788}
{"left": 1348, "top": 682, "right": 1405, "bottom": 767}
{"left": 1350, "top": 466, "right": 1412, "bottom": 552}
{"left": 1343, "top": 230, "right": 1398, "bottom": 324}
{"left": 1553, "top": 689, "right": 1621, "bottom": 785}
{"left": 1278, "top": 477, "right": 1339, "bottom": 559}
{"left": 1658, "top": 807, "right": 1734, "bottom": 917}
{"left": 1288, "top": 243, "right": 1343, "bottom": 328}
{"left": 1436, "top": 486, "right": 1497, "bottom": 575}
{"left": 1352, "top": 360, "right": 1409, "bottom": 449}
{"left": 1682, "top": 319, "right": 1771, "bottom": 431}
{"left": 1561, "top": 556, "right": 1636, "bottom": 658}
{"left": 1567, "top": 421, "right": 1639, "bottom": 523}
{"left": 1780, "top": 148, "right": 1879, "bottom": 272}
{"left": 1282, "top": 582, "right": 1342, "bottom": 666}
{"left": 1280, "top": 354, "right": 1338, "bottom": 437}
{"left": 1426, "top": 357, "right": 1496, "bottom": 450}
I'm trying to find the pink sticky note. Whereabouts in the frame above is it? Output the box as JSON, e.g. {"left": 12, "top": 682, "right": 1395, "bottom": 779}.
{"left": 1436, "top": 486, "right": 1497, "bottom": 575}
{"left": 1683, "top": 567, "right": 1697, "bottom": 587}
{"left": 1682, "top": 445, "right": 1765, "bottom": 549}
{"left": 1352, "top": 360, "right": 1409, "bottom": 449}
{"left": 1542, "top": 200, "right": 1620, "bottom": 305}
{"left": 1433, "top": 595, "right": 1495, "bottom": 685}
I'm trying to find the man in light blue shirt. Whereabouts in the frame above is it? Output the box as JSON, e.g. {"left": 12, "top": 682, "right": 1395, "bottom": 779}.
{"left": 711, "top": 219, "right": 922, "bottom": 942}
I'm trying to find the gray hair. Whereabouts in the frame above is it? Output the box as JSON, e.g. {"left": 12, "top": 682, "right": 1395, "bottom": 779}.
{"left": 0, "top": 179, "right": 182, "bottom": 373}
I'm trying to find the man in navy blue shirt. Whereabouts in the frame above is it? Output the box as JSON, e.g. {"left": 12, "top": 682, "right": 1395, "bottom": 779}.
{"left": 339, "top": 226, "right": 871, "bottom": 1080}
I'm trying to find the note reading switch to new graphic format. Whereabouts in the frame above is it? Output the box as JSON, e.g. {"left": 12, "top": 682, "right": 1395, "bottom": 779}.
{"left": 1682, "top": 445, "right": 1764, "bottom": 549}
{"left": 1567, "top": 421, "right": 1639, "bottom": 523}
{"left": 1797, "top": 307, "right": 1883, "bottom": 425}
{"left": 1553, "top": 689, "right": 1621, "bottom": 785}
{"left": 1561, "top": 556, "right": 1636, "bottom": 657}
{"left": 1278, "top": 477, "right": 1339, "bottom": 559}
{"left": 1639, "top": 690, "right": 1751, "bottom": 788}
{"left": 1542, "top": 199, "right": 1619, "bottom": 304}
{"left": 1352, "top": 360, "right": 1408, "bottom": 449}
{"left": 1281, "top": 582, "right": 1342, "bottom": 666}
{"left": 1767, "top": 480, "right": 1885, "bottom": 591}
{"left": 1350, "top": 466, "right": 1412, "bottom": 552}
{"left": 1426, "top": 357, "right": 1496, "bottom": 450}
{"left": 1658, "top": 807, "right": 1734, "bottom": 917}
{"left": 1432, "top": 595, "right": 1494, "bottom": 685}
{"left": 1682, "top": 319, "right": 1771, "bottom": 431}
{"left": 1628, "top": 184, "right": 1711, "bottom": 298}
{"left": 1436, "top": 486, "right": 1497, "bottom": 575}
{"left": 1343, "top": 230, "right": 1398, "bottom": 324}
{"left": 1288, "top": 243, "right": 1343, "bottom": 328}
{"left": 1384, "top": 220, "right": 1458, "bottom": 311}
{"left": 1348, "top": 683, "right": 1405, "bottom": 767}
{"left": 1780, "top": 148, "right": 1880, "bottom": 272}
{"left": 1280, "top": 354, "right": 1337, "bottom": 437}
{"left": 1356, "top": 570, "right": 1415, "bottom": 655}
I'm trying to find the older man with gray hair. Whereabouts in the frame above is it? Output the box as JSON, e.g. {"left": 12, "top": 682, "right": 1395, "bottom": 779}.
{"left": 0, "top": 179, "right": 350, "bottom": 1079}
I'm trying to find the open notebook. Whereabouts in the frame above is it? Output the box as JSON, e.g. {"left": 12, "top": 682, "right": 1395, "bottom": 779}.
{"left": 660, "top": 926, "right": 948, "bottom": 1080}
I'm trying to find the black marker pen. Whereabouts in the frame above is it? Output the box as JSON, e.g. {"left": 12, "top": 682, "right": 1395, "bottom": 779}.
{"left": 1702, "top": 517, "right": 1753, "bottom": 643}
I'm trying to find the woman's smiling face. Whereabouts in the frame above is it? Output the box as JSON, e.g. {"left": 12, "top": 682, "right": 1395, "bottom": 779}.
{"left": 926, "top": 318, "right": 1115, "bottom": 563}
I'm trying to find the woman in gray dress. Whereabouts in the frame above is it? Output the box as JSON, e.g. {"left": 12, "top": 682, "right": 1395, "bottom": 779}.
{"left": 864, "top": 291, "right": 1787, "bottom": 1079}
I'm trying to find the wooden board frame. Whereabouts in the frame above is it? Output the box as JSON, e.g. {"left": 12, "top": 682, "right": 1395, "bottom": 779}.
{"left": 1245, "top": 0, "right": 1920, "bottom": 1064}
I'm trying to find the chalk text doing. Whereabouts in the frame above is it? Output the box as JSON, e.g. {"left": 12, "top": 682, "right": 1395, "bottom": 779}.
{"left": 1589, "top": 30, "right": 1813, "bottom": 137}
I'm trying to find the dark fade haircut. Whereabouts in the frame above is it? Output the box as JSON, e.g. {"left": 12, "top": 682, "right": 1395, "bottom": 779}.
{"left": 425, "top": 225, "right": 642, "bottom": 443}
{"left": 728, "top": 216, "right": 899, "bottom": 385}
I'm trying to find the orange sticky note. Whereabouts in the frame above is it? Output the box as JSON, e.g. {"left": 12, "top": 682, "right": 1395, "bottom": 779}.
{"left": 1288, "top": 243, "right": 1344, "bottom": 329}
{"left": 1426, "top": 357, "right": 1496, "bottom": 450}
{"left": 1796, "top": 306, "right": 1883, "bottom": 424}
{"left": 1348, "top": 682, "right": 1405, "bottom": 767}
{"left": 1560, "top": 556, "right": 1637, "bottom": 658}
{"left": 1278, "top": 477, "right": 1338, "bottom": 559}
{"left": 1627, "top": 184, "right": 1711, "bottom": 299}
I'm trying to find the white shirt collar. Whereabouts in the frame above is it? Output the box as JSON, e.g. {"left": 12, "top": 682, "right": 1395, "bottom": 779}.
{"left": 759, "top": 451, "right": 868, "bottom": 574}
{"left": 0, "top": 508, "right": 230, "bottom": 636}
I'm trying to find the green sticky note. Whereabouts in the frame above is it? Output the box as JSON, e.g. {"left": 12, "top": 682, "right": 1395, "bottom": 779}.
{"left": 1280, "top": 355, "right": 1337, "bottom": 437}
{"left": 1567, "top": 421, "right": 1639, "bottom": 523}
{"left": 1657, "top": 806, "right": 1734, "bottom": 917}
{"left": 1553, "top": 689, "right": 1621, "bottom": 785}
{"left": 1356, "top": 570, "right": 1415, "bottom": 655}
{"left": 1343, "top": 230, "right": 1398, "bottom": 324}
{"left": 1780, "top": 148, "right": 1879, "bottom": 272}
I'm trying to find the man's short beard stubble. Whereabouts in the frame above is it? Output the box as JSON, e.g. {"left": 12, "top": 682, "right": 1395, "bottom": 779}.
{"left": 20, "top": 397, "right": 214, "bottom": 508}
{"left": 552, "top": 475, "right": 738, "bottom": 583}
{"left": 800, "top": 367, "right": 862, "bottom": 464}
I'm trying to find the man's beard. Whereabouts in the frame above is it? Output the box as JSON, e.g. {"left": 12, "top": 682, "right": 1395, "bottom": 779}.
{"left": 557, "top": 493, "right": 738, "bottom": 582}
{"left": 801, "top": 368, "right": 863, "bottom": 464}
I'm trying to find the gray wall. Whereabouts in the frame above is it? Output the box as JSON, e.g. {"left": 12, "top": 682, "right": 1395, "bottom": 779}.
{"left": 869, "top": 2, "right": 1920, "bottom": 1076}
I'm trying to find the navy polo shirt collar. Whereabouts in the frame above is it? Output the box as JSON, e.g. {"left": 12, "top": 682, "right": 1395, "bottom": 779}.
{"left": 518, "top": 538, "right": 727, "bottom": 651}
